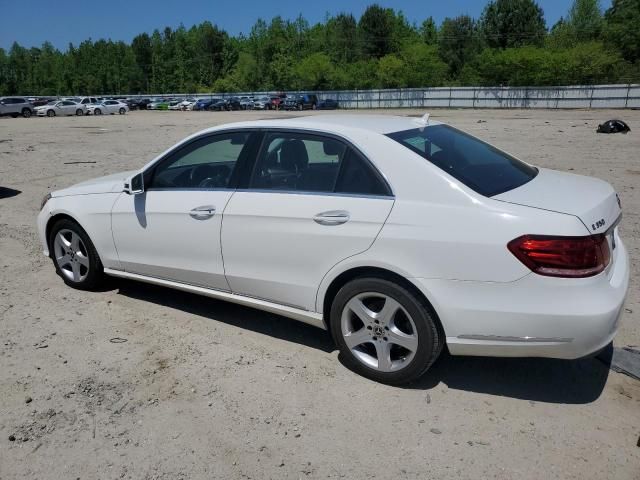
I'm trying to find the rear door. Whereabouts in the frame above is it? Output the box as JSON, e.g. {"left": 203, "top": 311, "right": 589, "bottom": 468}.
{"left": 221, "top": 130, "right": 394, "bottom": 311}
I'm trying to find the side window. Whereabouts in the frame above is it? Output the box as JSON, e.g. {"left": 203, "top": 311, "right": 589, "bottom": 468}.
{"left": 250, "top": 133, "right": 347, "bottom": 193}
{"left": 335, "top": 149, "right": 390, "bottom": 196}
{"left": 148, "top": 132, "right": 250, "bottom": 190}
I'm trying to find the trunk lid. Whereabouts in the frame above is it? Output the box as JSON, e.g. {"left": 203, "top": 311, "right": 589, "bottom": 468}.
{"left": 494, "top": 168, "right": 621, "bottom": 234}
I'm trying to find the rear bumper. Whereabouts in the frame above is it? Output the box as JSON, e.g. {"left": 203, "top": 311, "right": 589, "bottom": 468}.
{"left": 412, "top": 231, "right": 629, "bottom": 359}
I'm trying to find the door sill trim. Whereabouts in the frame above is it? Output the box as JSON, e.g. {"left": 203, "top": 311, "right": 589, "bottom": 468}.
{"left": 104, "top": 268, "right": 326, "bottom": 329}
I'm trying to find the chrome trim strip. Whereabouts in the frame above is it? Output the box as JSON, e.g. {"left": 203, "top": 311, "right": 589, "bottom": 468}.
{"left": 457, "top": 334, "right": 573, "bottom": 343}
{"left": 237, "top": 189, "right": 394, "bottom": 200}
{"left": 103, "top": 268, "right": 326, "bottom": 329}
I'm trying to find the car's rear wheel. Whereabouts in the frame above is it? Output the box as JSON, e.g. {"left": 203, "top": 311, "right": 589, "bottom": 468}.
{"left": 76, "top": 109, "right": 84, "bottom": 116}
{"left": 22, "top": 108, "right": 32, "bottom": 118}
{"left": 94, "top": 108, "right": 102, "bottom": 115}
{"left": 49, "top": 219, "right": 104, "bottom": 290}
{"left": 47, "top": 110, "right": 55, "bottom": 117}
{"left": 330, "top": 277, "right": 442, "bottom": 385}
{"left": 119, "top": 107, "right": 126, "bottom": 115}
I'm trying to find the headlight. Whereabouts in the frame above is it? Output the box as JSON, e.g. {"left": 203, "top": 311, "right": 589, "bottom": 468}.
{"left": 40, "top": 193, "right": 51, "bottom": 210}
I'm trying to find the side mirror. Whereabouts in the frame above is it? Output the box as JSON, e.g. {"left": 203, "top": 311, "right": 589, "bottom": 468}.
{"left": 124, "top": 172, "right": 144, "bottom": 195}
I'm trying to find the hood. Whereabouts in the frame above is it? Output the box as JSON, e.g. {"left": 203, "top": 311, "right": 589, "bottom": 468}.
{"left": 53, "top": 170, "right": 137, "bottom": 197}
{"left": 494, "top": 168, "right": 621, "bottom": 234}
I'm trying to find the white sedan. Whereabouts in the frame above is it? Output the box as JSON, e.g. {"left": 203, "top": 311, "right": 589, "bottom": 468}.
{"left": 35, "top": 100, "right": 85, "bottom": 117}
{"left": 36, "top": 115, "right": 629, "bottom": 384}
{"left": 87, "top": 100, "right": 128, "bottom": 115}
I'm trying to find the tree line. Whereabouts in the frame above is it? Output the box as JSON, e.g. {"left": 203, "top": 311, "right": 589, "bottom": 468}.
{"left": 0, "top": 0, "right": 638, "bottom": 96}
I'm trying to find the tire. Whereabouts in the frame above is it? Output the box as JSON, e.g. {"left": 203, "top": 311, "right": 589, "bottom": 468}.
{"left": 298, "top": 104, "right": 303, "bottom": 111}
{"left": 47, "top": 110, "right": 55, "bottom": 117}
{"left": 312, "top": 103, "right": 317, "bottom": 110}
{"left": 48, "top": 219, "right": 104, "bottom": 290}
{"left": 22, "top": 108, "right": 32, "bottom": 118}
{"left": 76, "top": 109, "right": 84, "bottom": 116}
{"left": 330, "top": 277, "right": 442, "bottom": 385}
{"left": 94, "top": 108, "right": 102, "bottom": 115}
{"left": 119, "top": 107, "right": 126, "bottom": 115}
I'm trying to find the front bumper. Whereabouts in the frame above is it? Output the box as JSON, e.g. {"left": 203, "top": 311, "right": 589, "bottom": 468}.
{"left": 413, "top": 229, "right": 630, "bottom": 359}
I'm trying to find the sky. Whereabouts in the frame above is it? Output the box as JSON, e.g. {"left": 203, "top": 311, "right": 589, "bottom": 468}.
{"left": 1, "top": 0, "right": 613, "bottom": 51}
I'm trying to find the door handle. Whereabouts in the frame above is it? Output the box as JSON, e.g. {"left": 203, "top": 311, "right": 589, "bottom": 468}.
{"left": 189, "top": 205, "right": 216, "bottom": 219}
{"left": 313, "top": 210, "right": 350, "bottom": 226}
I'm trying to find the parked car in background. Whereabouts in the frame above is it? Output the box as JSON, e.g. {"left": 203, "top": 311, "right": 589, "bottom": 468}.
{"left": 252, "top": 95, "right": 272, "bottom": 110}
{"left": 31, "top": 97, "right": 56, "bottom": 107}
{"left": 147, "top": 99, "right": 169, "bottom": 110}
{"left": 35, "top": 100, "right": 84, "bottom": 117}
{"left": 284, "top": 94, "right": 318, "bottom": 110}
{"left": 318, "top": 98, "right": 339, "bottom": 110}
{"left": 239, "top": 96, "right": 254, "bottom": 110}
{"left": 178, "top": 98, "right": 197, "bottom": 110}
{"left": 0, "top": 97, "right": 34, "bottom": 118}
{"left": 86, "top": 100, "right": 128, "bottom": 115}
{"left": 193, "top": 99, "right": 214, "bottom": 111}
{"left": 37, "top": 114, "right": 629, "bottom": 385}
{"left": 270, "top": 96, "right": 283, "bottom": 110}
{"left": 226, "top": 97, "right": 241, "bottom": 111}
{"left": 168, "top": 100, "right": 182, "bottom": 111}
{"left": 207, "top": 98, "right": 228, "bottom": 111}
{"left": 136, "top": 98, "right": 152, "bottom": 110}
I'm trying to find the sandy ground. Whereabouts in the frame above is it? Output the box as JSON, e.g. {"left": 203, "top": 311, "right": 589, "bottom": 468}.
{"left": 1, "top": 108, "right": 639, "bottom": 480}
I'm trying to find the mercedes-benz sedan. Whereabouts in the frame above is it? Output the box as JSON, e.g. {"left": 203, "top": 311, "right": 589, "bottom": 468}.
{"left": 37, "top": 115, "right": 629, "bottom": 384}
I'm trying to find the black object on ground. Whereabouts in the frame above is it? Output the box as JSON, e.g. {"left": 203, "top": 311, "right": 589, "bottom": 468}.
{"left": 596, "top": 119, "right": 631, "bottom": 134}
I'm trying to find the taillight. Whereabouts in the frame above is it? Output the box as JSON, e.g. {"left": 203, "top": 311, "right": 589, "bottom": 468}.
{"left": 508, "top": 234, "right": 610, "bottom": 278}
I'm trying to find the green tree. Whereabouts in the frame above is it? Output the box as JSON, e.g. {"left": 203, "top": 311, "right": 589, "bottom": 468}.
{"left": 377, "top": 54, "right": 405, "bottom": 87}
{"left": 295, "top": 53, "right": 335, "bottom": 90}
{"left": 420, "top": 17, "right": 438, "bottom": 45}
{"left": 358, "top": 4, "right": 395, "bottom": 58}
{"left": 479, "top": 0, "right": 547, "bottom": 48}
{"left": 604, "top": 0, "right": 640, "bottom": 63}
{"left": 438, "top": 16, "right": 480, "bottom": 76}
{"left": 567, "top": 0, "right": 603, "bottom": 41}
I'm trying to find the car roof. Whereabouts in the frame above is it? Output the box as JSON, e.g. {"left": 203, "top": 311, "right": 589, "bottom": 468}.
{"left": 213, "top": 114, "right": 442, "bottom": 135}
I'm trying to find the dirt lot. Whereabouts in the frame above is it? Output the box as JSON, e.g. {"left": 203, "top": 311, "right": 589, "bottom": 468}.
{"left": 1, "top": 108, "right": 639, "bottom": 479}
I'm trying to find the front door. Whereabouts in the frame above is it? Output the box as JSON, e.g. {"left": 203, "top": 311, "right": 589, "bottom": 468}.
{"left": 221, "top": 131, "right": 395, "bottom": 311}
{"left": 111, "top": 131, "right": 257, "bottom": 291}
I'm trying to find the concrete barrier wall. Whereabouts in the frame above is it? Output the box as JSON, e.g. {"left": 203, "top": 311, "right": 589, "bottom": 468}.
{"left": 131, "top": 84, "right": 640, "bottom": 109}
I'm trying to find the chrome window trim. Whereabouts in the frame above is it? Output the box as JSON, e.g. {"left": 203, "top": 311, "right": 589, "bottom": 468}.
{"left": 143, "top": 127, "right": 395, "bottom": 197}
{"left": 238, "top": 188, "right": 395, "bottom": 200}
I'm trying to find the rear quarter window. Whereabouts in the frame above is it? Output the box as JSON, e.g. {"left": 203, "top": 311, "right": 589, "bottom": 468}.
{"left": 387, "top": 125, "right": 537, "bottom": 197}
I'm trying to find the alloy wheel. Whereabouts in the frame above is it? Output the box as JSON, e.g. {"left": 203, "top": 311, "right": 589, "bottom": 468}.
{"left": 340, "top": 292, "right": 418, "bottom": 372}
{"left": 53, "top": 229, "right": 90, "bottom": 282}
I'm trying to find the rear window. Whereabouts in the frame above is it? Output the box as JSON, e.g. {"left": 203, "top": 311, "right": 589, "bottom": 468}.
{"left": 387, "top": 125, "right": 537, "bottom": 197}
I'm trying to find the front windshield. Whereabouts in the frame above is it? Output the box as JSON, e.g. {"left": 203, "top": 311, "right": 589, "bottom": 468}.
{"left": 387, "top": 125, "right": 538, "bottom": 197}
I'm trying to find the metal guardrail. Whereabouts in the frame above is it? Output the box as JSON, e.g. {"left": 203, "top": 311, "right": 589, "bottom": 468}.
{"left": 125, "top": 84, "right": 640, "bottom": 109}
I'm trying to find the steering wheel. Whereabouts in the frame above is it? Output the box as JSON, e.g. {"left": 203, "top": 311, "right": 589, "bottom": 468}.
{"left": 189, "top": 164, "right": 230, "bottom": 188}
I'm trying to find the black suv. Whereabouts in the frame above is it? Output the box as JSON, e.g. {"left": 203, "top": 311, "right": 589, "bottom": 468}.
{"left": 284, "top": 94, "right": 318, "bottom": 111}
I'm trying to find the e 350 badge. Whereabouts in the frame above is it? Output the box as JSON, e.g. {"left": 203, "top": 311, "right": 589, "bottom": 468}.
{"left": 592, "top": 218, "right": 606, "bottom": 231}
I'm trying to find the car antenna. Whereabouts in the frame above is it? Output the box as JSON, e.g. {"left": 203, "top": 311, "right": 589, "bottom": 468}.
{"left": 413, "top": 112, "right": 430, "bottom": 131}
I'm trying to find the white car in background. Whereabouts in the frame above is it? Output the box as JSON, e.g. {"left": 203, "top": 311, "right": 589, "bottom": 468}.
{"left": 252, "top": 96, "right": 271, "bottom": 110}
{"left": 35, "top": 100, "right": 85, "bottom": 117}
{"left": 36, "top": 114, "right": 629, "bottom": 384}
{"left": 178, "top": 98, "right": 197, "bottom": 110}
{"left": 87, "top": 100, "right": 128, "bottom": 115}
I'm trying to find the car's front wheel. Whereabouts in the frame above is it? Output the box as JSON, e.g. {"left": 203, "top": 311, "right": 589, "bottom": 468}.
{"left": 119, "top": 107, "right": 126, "bottom": 114}
{"left": 330, "top": 277, "right": 442, "bottom": 385}
{"left": 49, "top": 219, "right": 104, "bottom": 290}
{"left": 22, "top": 108, "right": 32, "bottom": 118}
{"left": 94, "top": 108, "right": 102, "bottom": 115}
{"left": 47, "top": 110, "right": 55, "bottom": 117}
{"left": 76, "top": 109, "right": 84, "bottom": 116}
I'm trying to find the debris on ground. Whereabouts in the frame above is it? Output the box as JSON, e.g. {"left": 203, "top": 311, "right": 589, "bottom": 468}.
{"left": 597, "top": 119, "right": 631, "bottom": 134}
